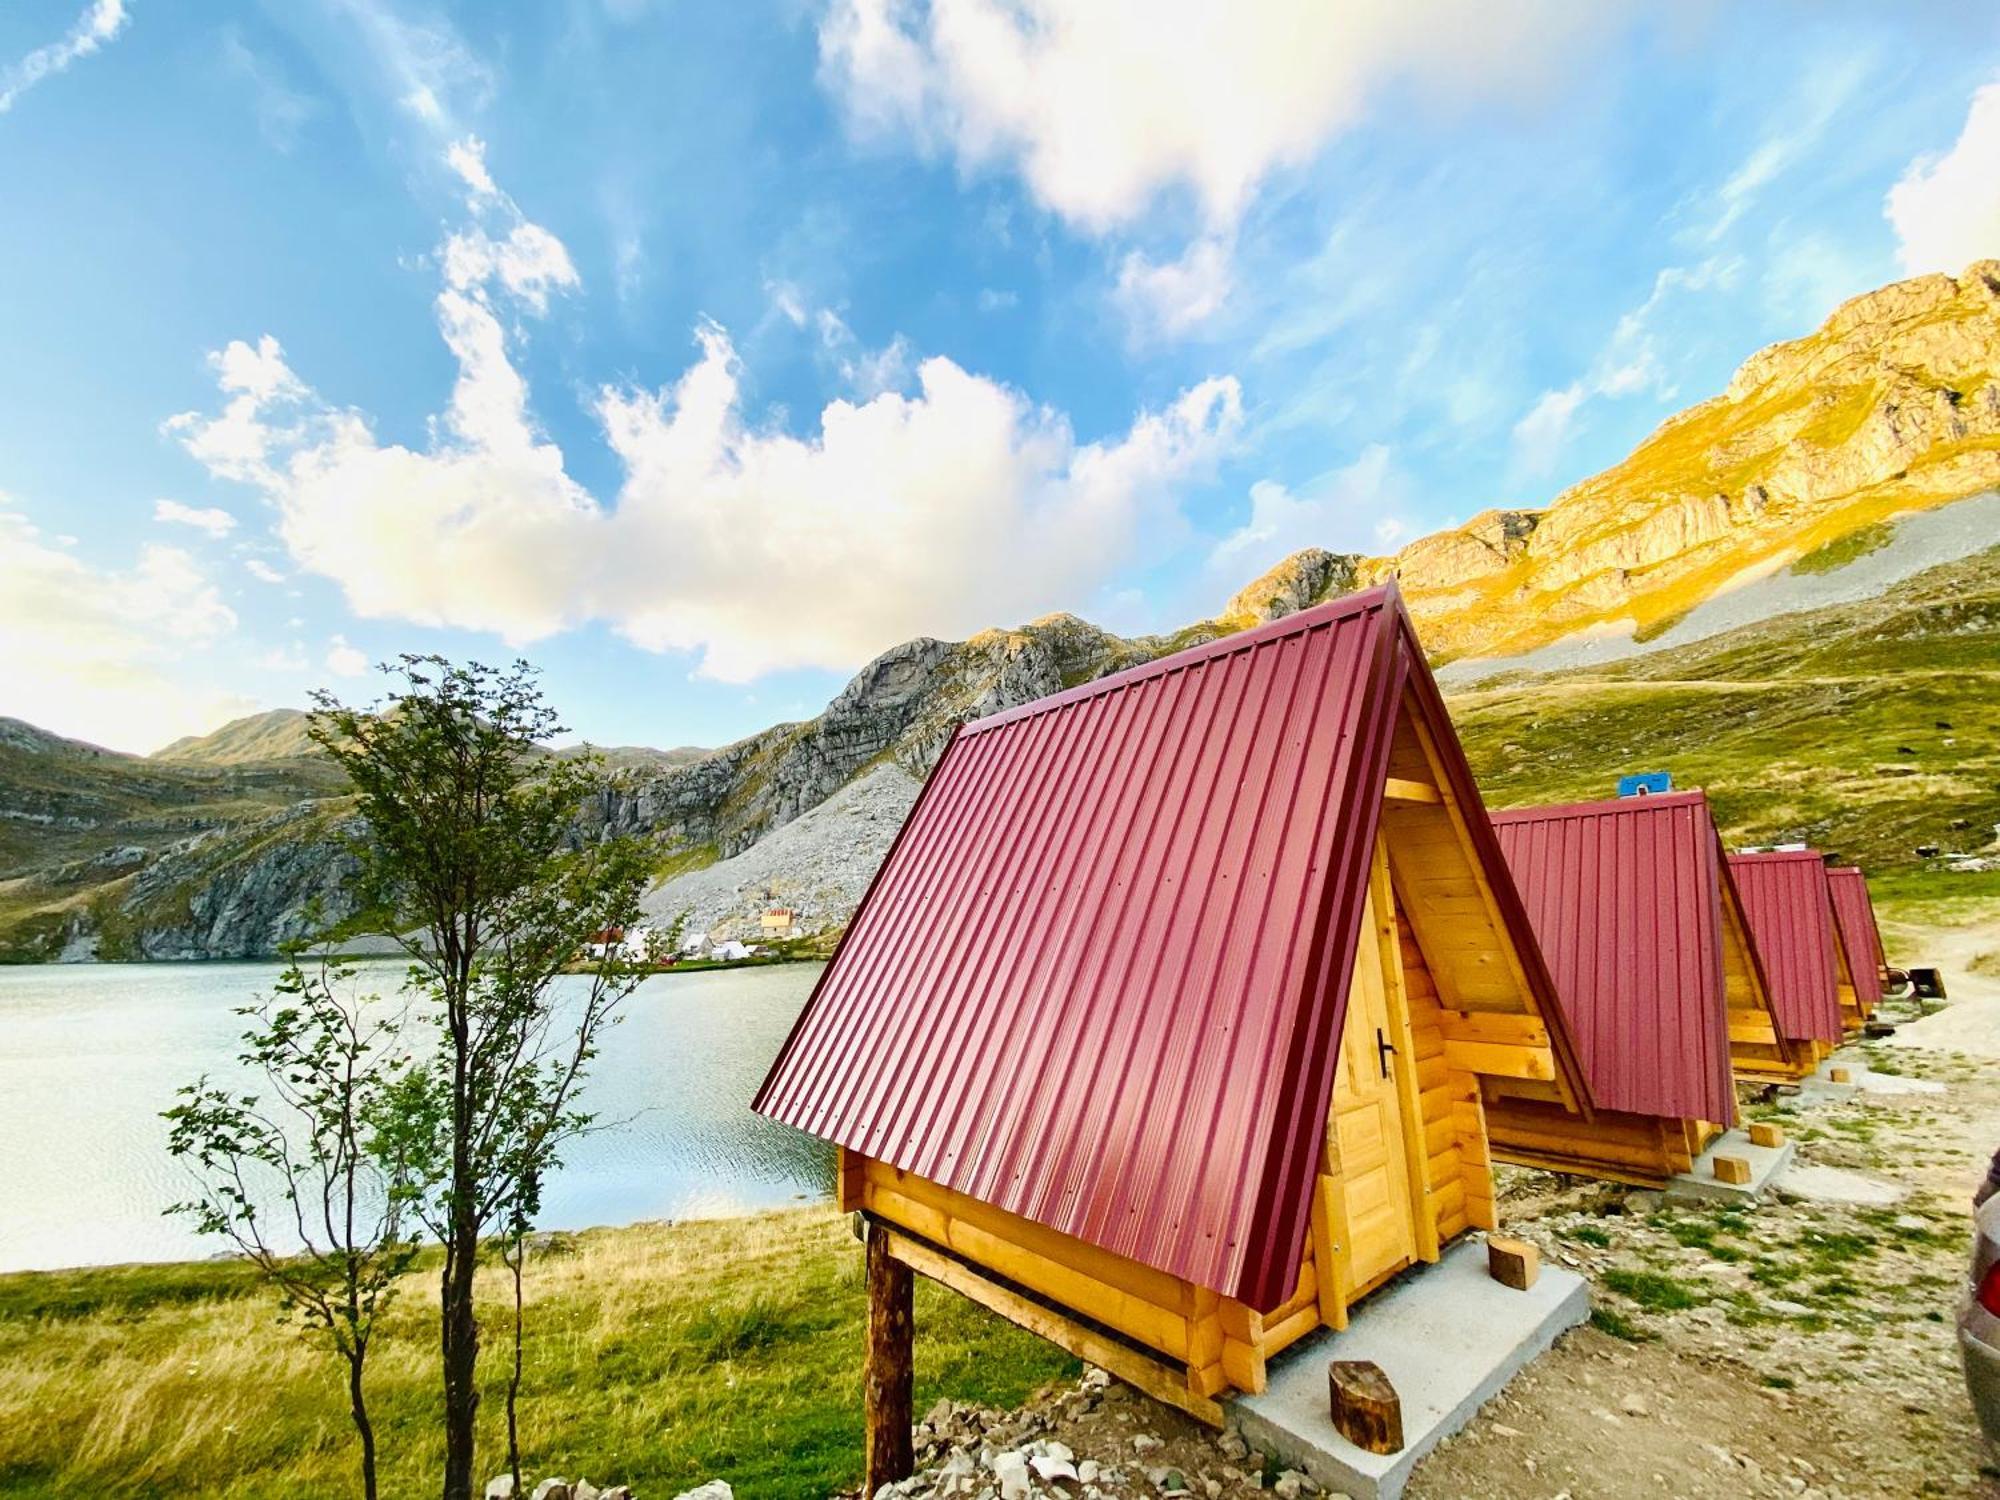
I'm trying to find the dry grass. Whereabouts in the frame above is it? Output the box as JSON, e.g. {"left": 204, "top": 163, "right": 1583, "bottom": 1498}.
{"left": 0, "top": 1209, "right": 1076, "bottom": 1499}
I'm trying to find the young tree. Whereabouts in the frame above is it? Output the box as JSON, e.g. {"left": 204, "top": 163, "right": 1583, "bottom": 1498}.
{"left": 310, "top": 656, "right": 651, "bottom": 1500}
{"left": 164, "top": 957, "right": 422, "bottom": 1500}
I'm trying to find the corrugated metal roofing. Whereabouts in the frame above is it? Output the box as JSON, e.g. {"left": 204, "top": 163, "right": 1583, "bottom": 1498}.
{"left": 1827, "top": 867, "right": 1886, "bottom": 1010}
{"left": 753, "top": 584, "right": 1573, "bottom": 1310}
{"left": 1726, "top": 851, "right": 1845, "bottom": 1043}
{"left": 1490, "top": 791, "right": 1736, "bottom": 1127}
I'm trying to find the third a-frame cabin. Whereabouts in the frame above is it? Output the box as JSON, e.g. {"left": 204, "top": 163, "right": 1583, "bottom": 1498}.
{"left": 754, "top": 584, "right": 1588, "bottom": 1456}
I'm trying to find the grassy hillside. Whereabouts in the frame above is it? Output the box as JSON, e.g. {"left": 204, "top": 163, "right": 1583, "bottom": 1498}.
{"left": 0, "top": 1210, "right": 1072, "bottom": 1500}
{"left": 1451, "top": 543, "right": 2000, "bottom": 869}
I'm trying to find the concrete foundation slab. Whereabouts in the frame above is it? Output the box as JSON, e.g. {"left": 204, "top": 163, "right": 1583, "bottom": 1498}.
{"left": 1228, "top": 1239, "right": 1588, "bottom": 1500}
{"left": 1663, "top": 1128, "right": 1796, "bottom": 1205}
{"left": 1774, "top": 1161, "right": 1909, "bottom": 1207}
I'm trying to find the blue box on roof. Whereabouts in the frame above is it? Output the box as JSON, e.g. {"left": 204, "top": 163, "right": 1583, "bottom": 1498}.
{"left": 1617, "top": 771, "right": 1674, "bottom": 798}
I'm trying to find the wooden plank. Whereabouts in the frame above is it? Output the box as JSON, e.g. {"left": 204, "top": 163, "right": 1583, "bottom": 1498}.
{"left": 1728, "top": 1016, "right": 1780, "bottom": 1045}
{"left": 1311, "top": 1174, "right": 1351, "bottom": 1332}
{"left": 865, "top": 1182, "right": 1190, "bottom": 1359}
{"left": 863, "top": 1159, "right": 1191, "bottom": 1309}
{"left": 1439, "top": 1011, "right": 1550, "bottom": 1049}
{"left": 879, "top": 1226, "right": 1226, "bottom": 1426}
{"left": 1443, "top": 1039, "right": 1556, "bottom": 1081}
{"left": 1374, "top": 836, "right": 1440, "bottom": 1264}
{"left": 1383, "top": 776, "right": 1441, "bottom": 804}
{"left": 837, "top": 1145, "right": 867, "bottom": 1212}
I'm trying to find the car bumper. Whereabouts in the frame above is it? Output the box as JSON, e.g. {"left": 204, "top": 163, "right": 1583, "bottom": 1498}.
{"left": 1960, "top": 1313, "right": 2000, "bottom": 1444}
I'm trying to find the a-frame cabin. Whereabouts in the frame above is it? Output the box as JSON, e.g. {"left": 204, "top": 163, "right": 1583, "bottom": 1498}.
{"left": 1482, "top": 791, "right": 1798, "bottom": 1185}
{"left": 753, "top": 586, "right": 1588, "bottom": 1486}
{"left": 1727, "top": 851, "right": 1846, "bottom": 1064}
{"left": 1826, "top": 866, "right": 1886, "bottom": 1025}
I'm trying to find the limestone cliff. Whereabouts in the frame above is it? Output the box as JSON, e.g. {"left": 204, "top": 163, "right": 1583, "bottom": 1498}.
{"left": 1326, "top": 261, "right": 2000, "bottom": 657}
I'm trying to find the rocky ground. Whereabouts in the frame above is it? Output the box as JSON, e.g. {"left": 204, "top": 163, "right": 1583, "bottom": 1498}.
{"left": 863, "top": 985, "right": 2000, "bottom": 1500}
{"left": 640, "top": 763, "right": 919, "bottom": 940}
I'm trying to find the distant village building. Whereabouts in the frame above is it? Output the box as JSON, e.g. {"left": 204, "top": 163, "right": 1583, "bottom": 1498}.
{"left": 582, "top": 926, "right": 655, "bottom": 963}
{"left": 711, "top": 939, "right": 757, "bottom": 962}
{"left": 760, "top": 907, "right": 800, "bottom": 938}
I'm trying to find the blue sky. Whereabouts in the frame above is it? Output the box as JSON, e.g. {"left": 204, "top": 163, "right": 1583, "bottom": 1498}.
{"left": 3, "top": 1, "right": 1998, "bottom": 753}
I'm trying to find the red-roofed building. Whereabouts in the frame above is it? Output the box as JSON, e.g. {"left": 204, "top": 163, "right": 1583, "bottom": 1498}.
{"left": 754, "top": 585, "right": 1586, "bottom": 1441}
{"left": 1826, "top": 866, "right": 1886, "bottom": 1022}
{"left": 1484, "top": 791, "right": 1802, "bottom": 1184}
{"left": 1727, "top": 850, "right": 1847, "bottom": 1058}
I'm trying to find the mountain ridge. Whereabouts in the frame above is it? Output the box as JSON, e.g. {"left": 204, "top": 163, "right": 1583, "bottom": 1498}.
{"left": 5, "top": 259, "right": 1999, "bottom": 959}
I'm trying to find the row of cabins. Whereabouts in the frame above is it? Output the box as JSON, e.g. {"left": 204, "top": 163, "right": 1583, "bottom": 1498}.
{"left": 749, "top": 585, "right": 1895, "bottom": 1485}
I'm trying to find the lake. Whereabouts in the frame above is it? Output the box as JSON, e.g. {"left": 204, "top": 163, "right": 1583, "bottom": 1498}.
{"left": 0, "top": 960, "right": 835, "bottom": 1273}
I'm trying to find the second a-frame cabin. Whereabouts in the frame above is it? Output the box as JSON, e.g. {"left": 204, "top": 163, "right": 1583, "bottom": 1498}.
{"left": 1827, "top": 866, "right": 1887, "bottom": 1025}
{"left": 1482, "top": 790, "right": 1801, "bottom": 1184}
{"left": 754, "top": 585, "right": 1587, "bottom": 1468}
{"left": 1727, "top": 850, "right": 1847, "bottom": 1063}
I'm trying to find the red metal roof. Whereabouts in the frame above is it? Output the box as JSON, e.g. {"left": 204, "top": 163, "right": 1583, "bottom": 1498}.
{"left": 1490, "top": 791, "right": 1736, "bottom": 1127}
{"left": 1826, "top": 867, "right": 1885, "bottom": 1010}
{"left": 753, "top": 584, "right": 1572, "bottom": 1310}
{"left": 1726, "top": 851, "right": 1845, "bottom": 1043}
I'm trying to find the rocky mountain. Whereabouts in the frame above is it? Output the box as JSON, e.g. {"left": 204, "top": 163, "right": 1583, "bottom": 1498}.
{"left": 1223, "top": 261, "right": 2000, "bottom": 656}
{"left": 154, "top": 708, "right": 319, "bottom": 765}
{"left": 4, "top": 260, "right": 1998, "bottom": 959}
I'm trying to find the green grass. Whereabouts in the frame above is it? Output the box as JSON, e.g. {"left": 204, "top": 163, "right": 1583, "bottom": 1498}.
{"left": 1589, "top": 1306, "right": 1652, "bottom": 1342}
{"left": 1601, "top": 1268, "right": 1702, "bottom": 1311}
{"left": 1790, "top": 522, "right": 1894, "bottom": 576}
{"left": 0, "top": 1209, "right": 1075, "bottom": 1499}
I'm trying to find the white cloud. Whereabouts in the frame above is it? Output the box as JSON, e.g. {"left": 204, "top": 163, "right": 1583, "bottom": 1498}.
{"left": 337, "top": 0, "right": 493, "bottom": 135}
{"left": 153, "top": 500, "right": 238, "bottom": 538}
{"left": 818, "top": 0, "right": 1612, "bottom": 233}
{"left": 1115, "top": 237, "right": 1233, "bottom": 339}
{"left": 1887, "top": 74, "right": 2000, "bottom": 276}
{"left": 220, "top": 28, "right": 318, "bottom": 153}
{"left": 1509, "top": 255, "right": 1741, "bottom": 479}
{"left": 244, "top": 557, "right": 287, "bottom": 584}
{"left": 325, "top": 635, "right": 369, "bottom": 677}
{"left": 0, "top": 0, "right": 128, "bottom": 116}
{"left": 0, "top": 505, "right": 255, "bottom": 749}
{"left": 171, "top": 142, "right": 1245, "bottom": 682}
{"left": 1509, "top": 384, "right": 1586, "bottom": 481}
{"left": 976, "top": 287, "right": 1019, "bottom": 313}
{"left": 1694, "top": 51, "right": 1871, "bottom": 246}
{"left": 1209, "top": 445, "right": 1402, "bottom": 573}
{"left": 261, "top": 642, "right": 307, "bottom": 672}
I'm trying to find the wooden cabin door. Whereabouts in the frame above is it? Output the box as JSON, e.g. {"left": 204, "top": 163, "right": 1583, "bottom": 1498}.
{"left": 1326, "top": 882, "right": 1420, "bottom": 1297}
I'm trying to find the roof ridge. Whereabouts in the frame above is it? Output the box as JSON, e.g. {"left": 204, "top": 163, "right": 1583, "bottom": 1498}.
{"left": 962, "top": 584, "right": 1396, "bottom": 739}
{"left": 1490, "top": 789, "right": 1708, "bottom": 822}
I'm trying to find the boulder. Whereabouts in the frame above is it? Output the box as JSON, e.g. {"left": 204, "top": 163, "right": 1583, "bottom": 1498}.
{"left": 530, "top": 1482, "right": 571, "bottom": 1500}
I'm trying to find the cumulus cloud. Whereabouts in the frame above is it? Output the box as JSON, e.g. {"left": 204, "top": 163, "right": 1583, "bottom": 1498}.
{"left": 0, "top": 505, "right": 255, "bottom": 749}
{"left": 153, "top": 499, "right": 237, "bottom": 538}
{"left": 818, "top": 0, "right": 1613, "bottom": 233}
{"left": 1887, "top": 74, "right": 2000, "bottom": 276}
{"left": 170, "top": 140, "right": 1244, "bottom": 682}
{"left": 0, "top": 0, "right": 128, "bottom": 116}
{"left": 1509, "top": 256, "right": 1740, "bottom": 480}
{"left": 1115, "top": 237, "right": 1233, "bottom": 339}
{"left": 1209, "top": 445, "right": 1403, "bottom": 573}
{"left": 325, "top": 635, "right": 369, "bottom": 677}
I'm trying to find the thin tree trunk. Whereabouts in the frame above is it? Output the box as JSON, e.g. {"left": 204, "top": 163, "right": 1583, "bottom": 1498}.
{"left": 440, "top": 1222, "right": 482, "bottom": 1500}
{"left": 506, "top": 1230, "right": 525, "bottom": 1499}
{"left": 348, "top": 1349, "right": 379, "bottom": 1500}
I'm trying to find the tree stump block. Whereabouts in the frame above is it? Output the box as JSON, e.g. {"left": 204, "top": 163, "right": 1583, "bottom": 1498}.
{"left": 1829, "top": 1066, "right": 1852, "bottom": 1084}
{"left": 1748, "top": 1121, "right": 1785, "bottom": 1149}
{"left": 1328, "top": 1360, "right": 1403, "bottom": 1454}
{"left": 1712, "top": 1154, "right": 1752, "bottom": 1185}
{"left": 1486, "top": 1235, "right": 1539, "bottom": 1291}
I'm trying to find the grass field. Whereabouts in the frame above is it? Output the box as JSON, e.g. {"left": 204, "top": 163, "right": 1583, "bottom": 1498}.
{"left": 0, "top": 1210, "right": 1075, "bottom": 1500}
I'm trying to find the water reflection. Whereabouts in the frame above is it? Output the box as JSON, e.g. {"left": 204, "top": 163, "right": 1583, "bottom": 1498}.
{"left": 0, "top": 959, "right": 833, "bottom": 1272}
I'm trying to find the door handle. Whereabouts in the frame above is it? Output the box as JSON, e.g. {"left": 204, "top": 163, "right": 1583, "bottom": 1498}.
{"left": 1376, "top": 1027, "right": 1396, "bottom": 1079}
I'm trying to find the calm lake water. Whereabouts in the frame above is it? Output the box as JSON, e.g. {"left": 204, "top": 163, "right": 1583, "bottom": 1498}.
{"left": 0, "top": 960, "right": 835, "bottom": 1273}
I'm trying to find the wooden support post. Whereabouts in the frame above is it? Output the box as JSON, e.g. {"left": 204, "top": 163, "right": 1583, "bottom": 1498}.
{"left": 1748, "top": 1121, "right": 1785, "bottom": 1149}
{"left": 1328, "top": 1360, "right": 1404, "bottom": 1454}
{"left": 1711, "top": 1154, "right": 1752, "bottom": 1186}
{"left": 864, "top": 1227, "right": 914, "bottom": 1497}
{"left": 1486, "top": 1235, "right": 1539, "bottom": 1291}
